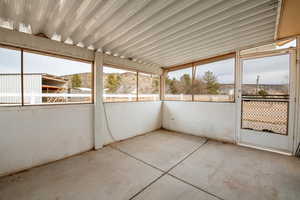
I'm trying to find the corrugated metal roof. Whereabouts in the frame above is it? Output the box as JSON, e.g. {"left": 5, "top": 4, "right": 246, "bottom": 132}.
{"left": 0, "top": 0, "right": 279, "bottom": 68}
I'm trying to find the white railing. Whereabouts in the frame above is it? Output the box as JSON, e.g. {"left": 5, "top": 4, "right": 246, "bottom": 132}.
{"left": 0, "top": 93, "right": 92, "bottom": 97}
{"left": 165, "top": 94, "right": 233, "bottom": 101}
{"left": 103, "top": 94, "right": 159, "bottom": 101}
{"left": 0, "top": 93, "right": 92, "bottom": 104}
{"left": 1, "top": 93, "right": 160, "bottom": 104}
{"left": 1, "top": 93, "right": 159, "bottom": 98}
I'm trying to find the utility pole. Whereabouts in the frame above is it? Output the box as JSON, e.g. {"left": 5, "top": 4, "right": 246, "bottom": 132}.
{"left": 256, "top": 75, "right": 260, "bottom": 95}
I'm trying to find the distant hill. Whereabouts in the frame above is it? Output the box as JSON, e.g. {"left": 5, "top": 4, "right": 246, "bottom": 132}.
{"left": 61, "top": 72, "right": 92, "bottom": 89}
{"left": 242, "top": 84, "right": 288, "bottom": 95}
{"left": 61, "top": 72, "right": 159, "bottom": 94}
{"left": 104, "top": 72, "right": 159, "bottom": 94}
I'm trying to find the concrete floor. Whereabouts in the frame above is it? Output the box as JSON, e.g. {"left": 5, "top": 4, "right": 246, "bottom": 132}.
{"left": 0, "top": 129, "right": 300, "bottom": 200}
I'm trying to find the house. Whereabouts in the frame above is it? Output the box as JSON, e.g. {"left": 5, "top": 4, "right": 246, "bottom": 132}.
{"left": 0, "top": 73, "right": 68, "bottom": 105}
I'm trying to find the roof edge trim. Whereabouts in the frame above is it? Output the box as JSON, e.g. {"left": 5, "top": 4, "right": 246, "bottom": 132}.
{"left": 165, "top": 52, "right": 236, "bottom": 72}
{"left": 103, "top": 54, "right": 163, "bottom": 75}
{"left": 0, "top": 28, "right": 95, "bottom": 62}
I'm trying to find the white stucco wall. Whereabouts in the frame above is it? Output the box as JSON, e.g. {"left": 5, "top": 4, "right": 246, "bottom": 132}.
{"left": 0, "top": 104, "right": 94, "bottom": 177}
{"left": 0, "top": 101, "right": 162, "bottom": 177}
{"left": 102, "top": 101, "right": 162, "bottom": 145}
{"left": 162, "top": 101, "right": 236, "bottom": 143}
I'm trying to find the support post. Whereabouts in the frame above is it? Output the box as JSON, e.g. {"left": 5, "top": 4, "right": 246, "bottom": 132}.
{"left": 234, "top": 50, "right": 241, "bottom": 144}
{"left": 161, "top": 70, "right": 166, "bottom": 101}
{"left": 94, "top": 52, "right": 104, "bottom": 149}
{"left": 294, "top": 37, "right": 300, "bottom": 154}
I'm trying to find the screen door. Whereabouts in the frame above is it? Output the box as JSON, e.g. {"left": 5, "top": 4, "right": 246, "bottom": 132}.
{"left": 238, "top": 50, "right": 296, "bottom": 153}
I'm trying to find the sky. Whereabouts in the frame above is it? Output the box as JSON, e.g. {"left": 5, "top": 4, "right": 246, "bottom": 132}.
{"left": 168, "top": 58, "right": 235, "bottom": 84}
{"left": 0, "top": 48, "right": 21, "bottom": 73}
{"left": 0, "top": 42, "right": 294, "bottom": 84}
{"left": 168, "top": 54, "right": 290, "bottom": 85}
{"left": 0, "top": 48, "right": 91, "bottom": 76}
{"left": 243, "top": 54, "right": 289, "bottom": 85}
{"left": 168, "top": 67, "right": 193, "bottom": 81}
{"left": 167, "top": 39, "right": 296, "bottom": 84}
{"left": 195, "top": 58, "right": 234, "bottom": 84}
{"left": 277, "top": 39, "right": 296, "bottom": 49}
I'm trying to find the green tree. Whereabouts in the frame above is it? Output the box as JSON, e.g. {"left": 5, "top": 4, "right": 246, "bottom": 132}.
{"left": 165, "top": 74, "right": 192, "bottom": 94}
{"left": 192, "top": 79, "right": 205, "bottom": 94}
{"left": 165, "top": 76, "right": 178, "bottom": 94}
{"left": 105, "top": 74, "right": 121, "bottom": 93}
{"left": 152, "top": 78, "right": 159, "bottom": 93}
{"left": 202, "top": 71, "right": 219, "bottom": 94}
{"left": 71, "top": 74, "right": 82, "bottom": 88}
{"left": 180, "top": 74, "right": 192, "bottom": 94}
{"left": 258, "top": 89, "right": 268, "bottom": 96}
{"left": 169, "top": 78, "right": 180, "bottom": 94}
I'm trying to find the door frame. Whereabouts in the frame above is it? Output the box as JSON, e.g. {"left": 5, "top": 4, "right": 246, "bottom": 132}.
{"left": 235, "top": 48, "right": 297, "bottom": 154}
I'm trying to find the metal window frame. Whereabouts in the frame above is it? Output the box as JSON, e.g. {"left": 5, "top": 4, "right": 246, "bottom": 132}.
{"left": 0, "top": 44, "right": 23, "bottom": 106}
{"left": 236, "top": 47, "right": 297, "bottom": 153}
{"left": 102, "top": 64, "right": 161, "bottom": 103}
{"left": 239, "top": 50, "right": 294, "bottom": 137}
{"left": 137, "top": 71, "right": 161, "bottom": 102}
{"left": 21, "top": 50, "right": 24, "bottom": 106}
{"left": 0, "top": 43, "right": 94, "bottom": 107}
{"left": 163, "top": 66, "right": 193, "bottom": 102}
{"left": 163, "top": 52, "right": 236, "bottom": 103}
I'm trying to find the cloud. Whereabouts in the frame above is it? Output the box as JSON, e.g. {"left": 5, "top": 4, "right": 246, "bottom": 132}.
{"left": 243, "top": 54, "right": 289, "bottom": 85}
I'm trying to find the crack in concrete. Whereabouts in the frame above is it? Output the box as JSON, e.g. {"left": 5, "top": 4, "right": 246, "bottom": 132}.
{"left": 112, "top": 138, "right": 225, "bottom": 200}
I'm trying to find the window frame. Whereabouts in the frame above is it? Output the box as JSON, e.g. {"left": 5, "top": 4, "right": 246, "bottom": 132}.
{"left": 0, "top": 43, "right": 94, "bottom": 107}
{"left": 137, "top": 71, "right": 161, "bottom": 102}
{"left": 164, "top": 66, "right": 194, "bottom": 102}
{"left": 0, "top": 44, "right": 23, "bottom": 106}
{"left": 103, "top": 64, "right": 161, "bottom": 103}
{"left": 163, "top": 53, "right": 236, "bottom": 103}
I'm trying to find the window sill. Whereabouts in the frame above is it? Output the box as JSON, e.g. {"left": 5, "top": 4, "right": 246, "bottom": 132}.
{"left": 163, "top": 100, "right": 235, "bottom": 103}
{"left": 0, "top": 103, "right": 93, "bottom": 111}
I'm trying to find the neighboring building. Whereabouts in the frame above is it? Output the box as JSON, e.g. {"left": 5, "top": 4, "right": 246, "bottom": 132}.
{"left": 0, "top": 73, "right": 68, "bottom": 105}
{"left": 40, "top": 74, "right": 68, "bottom": 103}
{"left": 0, "top": 74, "right": 23, "bottom": 105}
